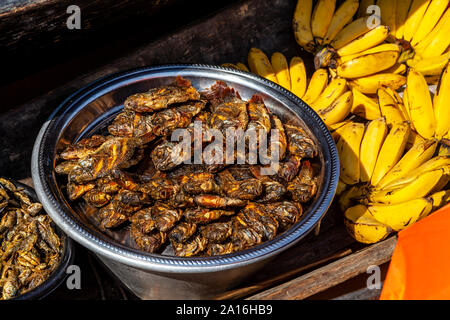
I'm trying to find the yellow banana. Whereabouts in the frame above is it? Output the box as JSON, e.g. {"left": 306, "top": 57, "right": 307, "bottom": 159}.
{"left": 434, "top": 63, "right": 450, "bottom": 139}
{"left": 368, "top": 168, "right": 445, "bottom": 204}
{"left": 357, "top": 0, "right": 376, "bottom": 18}
{"left": 402, "top": 87, "right": 413, "bottom": 127}
{"left": 406, "top": 130, "right": 426, "bottom": 150}
{"left": 337, "top": 122, "right": 366, "bottom": 184}
{"left": 360, "top": 118, "right": 389, "bottom": 183}
{"left": 290, "top": 56, "right": 308, "bottom": 99}
{"left": 221, "top": 63, "right": 239, "bottom": 69}
{"left": 403, "top": 0, "right": 431, "bottom": 42}
{"left": 293, "top": 0, "right": 315, "bottom": 52}
{"left": 311, "top": 0, "right": 337, "bottom": 44}
{"left": 248, "top": 48, "right": 278, "bottom": 83}
{"left": 350, "top": 73, "right": 406, "bottom": 94}
{"left": 407, "top": 69, "right": 436, "bottom": 139}
{"left": 367, "top": 198, "right": 433, "bottom": 231}
{"left": 414, "top": 9, "right": 450, "bottom": 58}
{"left": 328, "top": 120, "right": 352, "bottom": 133}
{"left": 344, "top": 204, "right": 391, "bottom": 244}
{"left": 377, "top": 87, "right": 406, "bottom": 127}
{"left": 350, "top": 87, "right": 382, "bottom": 120}
{"left": 408, "top": 52, "right": 450, "bottom": 76}
{"left": 337, "top": 51, "right": 400, "bottom": 79}
{"left": 318, "top": 91, "right": 353, "bottom": 125}
{"left": 384, "top": 156, "right": 450, "bottom": 189}
{"left": 302, "top": 68, "right": 329, "bottom": 104}
{"left": 338, "top": 43, "right": 401, "bottom": 63}
{"left": 337, "top": 25, "right": 390, "bottom": 57}
{"left": 384, "top": 63, "right": 407, "bottom": 75}
{"left": 336, "top": 180, "right": 348, "bottom": 196}
{"left": 370, "top": 122, "right": 410, "bottom": 186}
{"left": 395, "top": 0, "right": 413, "bottom": 39}
{"left": 339, "top": 185, "right": 368, "bottom": 212}
{"left": 271, "top": 52, "right": 291, "bottom": 91}
{"left": 377, "top": 0, "right": 397, "bottom": 36}
{"left": 331, "top": 17, "right": 372, "bottom": 49}
{"left": 411, "top": 0, "right": 449, "bottom": 46}
{"left": 236, "top": 63, "right": 249, "bottom": 72}
{"left": 429, "top": 190, "right": 450, "bottom": 210}
{"left": 376, "top": 139, "right": 438, "bottom": 188}
{"left": 323, "top": 0, "right": 360, "bottom": 44}
{"left": 311, "top": 78, "right": 348, "bottom": 111}
{"left": 384, "top": 87, "right": 410, "bottom": 121}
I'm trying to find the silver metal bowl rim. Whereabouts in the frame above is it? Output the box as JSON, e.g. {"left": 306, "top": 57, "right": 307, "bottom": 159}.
{"left": 31, "top": 64, "right": 339, "bottom": 273}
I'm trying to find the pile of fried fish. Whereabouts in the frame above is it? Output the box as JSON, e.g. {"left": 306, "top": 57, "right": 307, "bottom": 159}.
{"left": 0, "top": 178, "right": 61, "bottom": 299}
{"left": 55, "top": 77, "right": 320, "bottom": 257}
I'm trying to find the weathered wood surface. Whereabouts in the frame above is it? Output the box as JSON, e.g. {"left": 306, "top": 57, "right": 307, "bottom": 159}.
{"left": 246, "top": 237, "right": 397, "bottom": 300}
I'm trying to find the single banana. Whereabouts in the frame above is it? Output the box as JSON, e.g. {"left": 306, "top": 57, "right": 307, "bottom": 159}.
{"left": 271, "top": 52, "right": 291, "bottom": 91}
{"left": 311, "top": 78, "right": 348, "bottom": 111}
{"left": 221, "top": 63, "right": 240, "bottom": 69}
{"left": 311, "top": 0, "right": 337, "bottom": 44}
{"left": 357, "top": 0, "right": 376, "bottom": 18}
{"left": 328, "top": 120, "right": 352, "bottom": 133}
{"left": 368, "top": 168, "right": 445, "bottom": 204}
{"left": 377, "top": 0, "right": 397, "bottom": 36}
{"left": 414, "top": 9, "right": 450, "bottom": 58}
{"left": 384, "top": 87, "right": 410, "bottom": 121}
{"left": 248, "top": 48, "right": 278, "bottom": 83}
{"left": 366, "top": 198, "right": 433, "bottom": 231}
{"left": 402, "top": 87, "right": 414, "bottom": 129}
{"left": 360, "top": 118, "right": 389, "bottom": 183}
{"left": 384, "top": 63, "right": 407, "bottom": 75}
{"left": 403, "top": 0, "right": 431, "bottom": 42}
{"left": 236, "top": 63, "right": 250, "bottom": 72}
{"left": 337, "top": 25, "right": 390, "bottom": 57}
{"left": 337, "top": 51, "right": 400, "bottom": 79}
{"left": 408, "top": 52, "right": 450, "bottom": 76}
{"left": 350, "top": 73, "right": 406, "bottom": 94}
{"left": 376, "top": 139, "right": 438, "bottom": 188}
{"left": 323, "top": 0, "right": 360, "bottom": 44}
{"left": 338, "top": 43, "right": 401, "bottom": 63}
{"left": 318, "top": 91, "right": 353, "bottom": 125}
{"left": 395, "top": 0, "right": 413, "bottom": 39}
{"left": 384, "top": 156, "right": 450, "bottom": 189}
{"left": 339, "top": 185, "right": 368, "bottom": 212}
{"left": 370, "top": 121, "right": 410, "bottom": 186}
{"left": 377, "top": 87, "right": 406, "bottom": 127}
{"left": 336, "top": 122, "right": 366, "bottom": 184}
{"left": 434, "top": 63, "right": 450, "bottom": 139}
{"left": 428, "top": 190, "right": 450, "bottom": 210}
{"left": 302, "top": 68, "right": 329, "bottom": 104}
{"left": 407, "top": 69, "right": 436, "bottom": 139}
{"left": 290, "top": 56, "right": 308, "bottom": 98}
{"left": 331, "top": 17, "right": 371, "bottom": 49}
{"left": 344, "top": 204, "right": 391, "bottom": 244}
{"left": 406, "top": 130, "right": 426, "bottom": 150}
{"left": 293, "top": 0, "right": 315, "bottom": 52}
{"left": 351, "top": 87, "right": 382, "bottom": 120}
{"left": 411, "top": 0, "right": 449, "bottom": 46}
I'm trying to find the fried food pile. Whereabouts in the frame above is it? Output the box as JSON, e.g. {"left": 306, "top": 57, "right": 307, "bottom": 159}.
{"left": 55, "top": 77, "right": 321, "bottom": 257}
{"left": 0, "top": 178, "right": 62, "bottom": 299}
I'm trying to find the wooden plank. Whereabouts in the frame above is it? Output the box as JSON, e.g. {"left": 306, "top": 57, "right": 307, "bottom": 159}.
{"left": 246, "top": 236, "right": 397, "bottom": 300}
{"left": 332, "top": 284, "right": 383, "bottom": 300}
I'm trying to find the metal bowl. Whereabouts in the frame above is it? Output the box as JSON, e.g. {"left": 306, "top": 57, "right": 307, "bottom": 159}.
{"left": 1, "top": 179, "right": 74, "bottom": 300}
{"left": 31, "top": 64, "right": 339, "bottom": 299}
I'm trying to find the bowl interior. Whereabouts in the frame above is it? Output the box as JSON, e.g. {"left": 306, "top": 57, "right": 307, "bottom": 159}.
{"left": 35, "top": 65, "right": 338, "bottom": 269}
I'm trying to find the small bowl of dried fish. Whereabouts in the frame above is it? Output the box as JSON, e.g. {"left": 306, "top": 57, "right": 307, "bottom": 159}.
{"left": 32, "top": 65, "right": 339, "bottom": 299}
{"left": 0, "top": 177, "right": 73, "bottom": 300}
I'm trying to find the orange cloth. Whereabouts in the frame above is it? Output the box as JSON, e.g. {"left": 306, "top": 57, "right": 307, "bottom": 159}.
{"left": 380, "top": 204, "right": 450, "bottom": 300}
